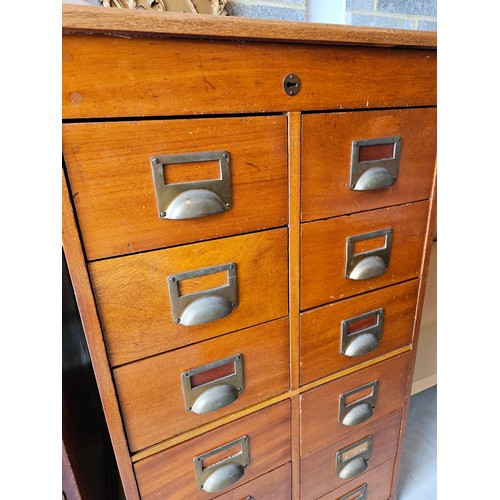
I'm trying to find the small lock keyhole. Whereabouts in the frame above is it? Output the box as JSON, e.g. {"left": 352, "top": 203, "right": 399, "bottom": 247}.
{"left": 283, "top": 74, "right": 301, "bottom": 96}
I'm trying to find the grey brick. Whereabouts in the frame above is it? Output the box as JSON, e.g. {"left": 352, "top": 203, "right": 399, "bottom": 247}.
{"left": 226, "top": 3, "right": 306, "bottom": 21}
{"left": 417, "top": 20, "right": 437, "bottom": 31}
{"left": 276, "top": 0, "right": 306, "bottom": 4}
{"left": 347, "top": 13, "right": 414, "bottom": 29}
{"left": 376, "top": 0, "right": 436, "bottom": 17}
{"left": 347, "top": 0, "right": 374, "bottom": 12}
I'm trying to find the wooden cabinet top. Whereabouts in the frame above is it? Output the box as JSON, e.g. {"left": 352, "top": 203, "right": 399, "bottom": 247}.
{"left": 62, "top": 5, "right": 437, "bottom": 49}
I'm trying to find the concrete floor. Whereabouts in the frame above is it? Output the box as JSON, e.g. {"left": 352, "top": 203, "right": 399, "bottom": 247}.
{"left": 395, "top": 385, "right": 437, "bottom": 500}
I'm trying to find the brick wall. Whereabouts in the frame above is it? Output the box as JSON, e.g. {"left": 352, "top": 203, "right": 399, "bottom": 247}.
{"left": 225, "top": 0, "right": 306, "bottom": 22}
{"left": 226, "top": 0, "right": 436, "bottom": 30}
{"left": 345, "top": 0, "right": 437, "bottom": 31}
{"left": 62, "top": 0, "right": 437, "bottom": 29}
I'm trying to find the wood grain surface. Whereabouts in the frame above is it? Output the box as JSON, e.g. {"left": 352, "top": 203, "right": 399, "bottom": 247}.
{"left": 300, "top": 352, "right": 411, "bottom": 458}
{"left": 62, "top": 171, "right": 141, "bottom": 499}
{"left": 61, "top": 10, "right": 437, "bottom": 499}
{"left": 134, "top": 400, "right": 291, "bottom": 499}
{"left": 62, "top": 5, "right": 437, "bottom": 49}
{"left": 63, "top": 35, "right": 436, "bottom": 119}
{"left": 300, "top": 200, "right": 430, "bottom": 310}
{"left": 301, "top": 107, "right": 437, "bottom": 221}
{"left": 300, "top": 410, "right": 402, "bottom": 499}
{"left": 214, "top": 462, "right": 291, "bottom": 499}
{"left": 113, "top": 318, "right": 289, "bottom": 452}
{"left": 300, "top": 279, "right": 418, "bottom": 385}
{"left": 89, "top": 228, "right": 288, "bottom": 366}
{"left": 129, "top": 346, "right": 410, "bottom": 463}
{"left": 318, "top": 458, "right": 394, "bottom": 499}
{"left": 288, "top": 112, "right": 302, "bottom": 499}
{"left": 63, "top": 116, "right": 288, "bottom": 260}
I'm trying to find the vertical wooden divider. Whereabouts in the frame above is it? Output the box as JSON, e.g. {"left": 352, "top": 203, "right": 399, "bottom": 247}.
{"left": 62, "top": 169, "right": 141, "bottom": 500}
{"left": 288, "top": 111, "right": 302, "bottom": 499}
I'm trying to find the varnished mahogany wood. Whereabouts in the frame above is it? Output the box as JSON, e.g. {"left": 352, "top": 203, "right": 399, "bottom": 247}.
{"left": 133, "top": 400, "right": 291, "bottom": 499}
{"left": 63, "top": 116, "right": 288, "bottom": 260}
{"left": 113, "top": 318, "right": 289, "bottom": 452}
{"left": 89, "top": 228, "right": 288, "bottom": 366}
{"left": 300, "top": 279, "right": 419, "bottom": 385}
{"left": 288, "top": 112, "right": 302, "bottom": 499}
{"left": 130, "top": 347, "right": 410, "bottom": 463}
{"left": 62, "top": 9, "right": 436, "bottom": 498}
{"left": 63, "top": 35, "right": 435, "bottom": 119}
{"left": 300, "top": 352, "right": 411, "bottom": 458}
{"left": 215, "top": 462, "right": 291, "bottom": 499}
{"left": 62, "top": 5, "right": 436, "bottom": 49}
{"left": 288, "top": 112, "right": 302, "bottom": 391}
{"left": 300, "top": 410, "right": 402, "bottom": 499}
{"left": 300, "top": 200, "right": 430, "bottom": 310}
{"left": 301, "top": 108, "right": 437, "bottom": 222}
{"left": 318, "top": 458, "right": 394, "bottom": 499}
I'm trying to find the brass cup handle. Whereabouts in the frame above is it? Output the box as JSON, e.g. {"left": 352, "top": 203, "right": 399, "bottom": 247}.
{"left": 194, "top": 436, "right": 249, "bottom": 493}
{"left": 164, "top": 188, "right": 227, "bottom": 220}
{"left": 341, "top": 402, "right": 373, "bottom": 427}
{"left": 350, "top": 136, "right": 402, "bottom": 191}
{"left": 344, "top": 331, "right": 379, "bottom": 357}
{"left": 203, "top": 462, "right": 245, "bottom": 493}
{"left": 168, "top": 263, "right": 238, "bottom": 327}
{"left": 348, "top": 255, "right": 387, "bottom": 280}
{"left": 339, "top": 380, "right": 379, "bottom": 427}
{"left": 181, "top": 354, "right": 244, "bottom": 415}
{"left": 336, "top": 436, "right": 372, "bottom": 481}
{"left": 191, "top": 384, "right": 239, "bottom": 415}
{"left": 178, "top": 294, "right": 233, "bottom": 326}
{"left": 338, "top": 456, "right": 369, "bottom": 480}
{"left": 151, "top": 150, "right": 232, "bottom": 220}
{"left": 346, "top": 229, "right": 393, "bottom": 281}
{"left": 341, "top": 309, "right": 384, "bottom": 358}
{"left": 352, "top": 166, "right": 396, "bottom": 191}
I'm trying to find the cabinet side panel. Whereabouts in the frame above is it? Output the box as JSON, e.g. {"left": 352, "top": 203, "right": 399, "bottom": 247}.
{"left": 62, "top": 170, "right": 139, "bottom": 499}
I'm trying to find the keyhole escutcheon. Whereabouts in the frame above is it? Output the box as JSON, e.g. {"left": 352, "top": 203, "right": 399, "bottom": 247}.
{"left": 283, "top": 74, "right": 301, "bottom": 96}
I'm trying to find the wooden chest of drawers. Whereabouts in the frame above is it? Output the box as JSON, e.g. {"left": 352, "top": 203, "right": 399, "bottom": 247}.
{"left": 62, "top": 6, "right": 436, "bottom": 499}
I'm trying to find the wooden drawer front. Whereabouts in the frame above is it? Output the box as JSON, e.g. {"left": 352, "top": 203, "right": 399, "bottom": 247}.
{"left": 318, "top": 458, "right": 394, "bottom": 500}
{"left": 301, "top": 200, "right": 429, "bottom": 310}
{"left": 63, "top": 116, "right": 288, "bottom": 261}
{"left": 300, "top": 410, "right": 401, "bottom": 500}
{"left": 63, "top": 36, "right": 435, "bottom": 120}
{"left": 114, "top": 318, "right": 289, "bottom": 452}
{"left": 301, "top": 108, "right": 436, "bottom": 222}
{"left": 300, "top": 280, "right": 418, "bottom": 385}
{"left": 300, "top": 352, "right": 410, "bottom": 455}
{"left": 214, "top": 462, "right": 291, "bottom": 499}
{"left": 134, "top": 400, "right": 291, "bottom": 499}
{"left": 89, "top": 228, "right": 288, "bottom": 367}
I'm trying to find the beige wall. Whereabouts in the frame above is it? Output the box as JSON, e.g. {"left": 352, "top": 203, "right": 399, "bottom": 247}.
{"left": 412, "top": 241, "right": 437, "bottom": 393}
